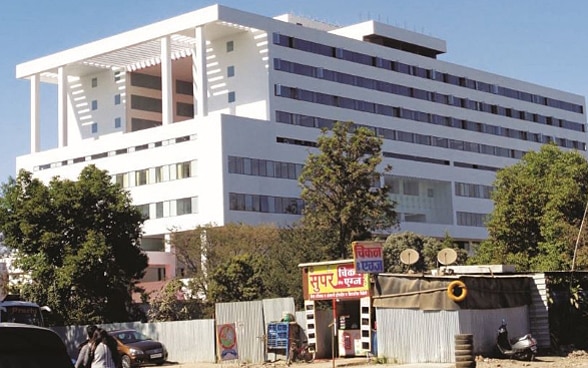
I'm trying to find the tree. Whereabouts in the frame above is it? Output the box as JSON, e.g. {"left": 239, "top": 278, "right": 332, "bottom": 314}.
{"left": 471, "top": 144, "right": 588, "bottom": 271}
{"left": 172, "top": 223, "right": 333, "bottom": 309}
{"left": 299, "top": 121, "right": 398, "bottom": 259}
{"left": 383, "top": 231, "right": 468, "bottom": 273}
{"left": 146, "top": 279, "right": 203, "bottom": 322}
{"left": 0, "top": 165, "right": 148, "bottom": 325}
{"left": 208, "top": 253, "right": 265, "bottom": 302}
{"left": 172, "top": 223, "right": 280, "bottom": 302}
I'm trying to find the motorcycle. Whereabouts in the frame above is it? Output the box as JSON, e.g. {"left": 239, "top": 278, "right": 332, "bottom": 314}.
{"left": 287, "top": 340, "right": 315, "bottom": 365}
{"left": 496, "top": 319, "right": 537, "bottom": 361}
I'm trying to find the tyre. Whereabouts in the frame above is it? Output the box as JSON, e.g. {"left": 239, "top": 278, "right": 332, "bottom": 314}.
{"left": 455, "top": 362, "right": 476, "bottom": 368}
{"left": 302, "top": 350, "right": 315, "bottom": 363}
{"left": 455, "top": 355, "right": 474, "bottom": 362}
{"left": 455, "top": 344, "right": 473, "bottom": 350}
{"left": 121, "top": 355, "right": 132, "bottom": 368}
{"left": 455, "top": 349, "right": 473, "bottom": 356}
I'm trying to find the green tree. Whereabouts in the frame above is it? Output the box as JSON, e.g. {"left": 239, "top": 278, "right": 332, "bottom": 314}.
{"left": 172, "top": 223, "right": 333, "bottom": 308}
{"left": 471, "top": 144, "right": 588, "bottom": 271}
{"left": 172, "top": 223, "right": 280, "bottom": 301}
{"left": 0, "top": 166, "right": 148, "bottom": 325}
{"left": 383, "top": 231, "right": 467, "bottom": 273}
{"left": 146, "top": 279, "right": 203, "bottom": 322}
{"left": 299, "top": 121, "right": 397, "bottom": 259}
{"left": 208, "top": 253, "right": 265, "bottom": 302}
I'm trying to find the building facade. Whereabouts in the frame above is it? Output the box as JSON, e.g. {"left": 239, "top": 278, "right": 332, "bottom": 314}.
{"left": 14, "top": 5, "right": 587, "bottom": 281}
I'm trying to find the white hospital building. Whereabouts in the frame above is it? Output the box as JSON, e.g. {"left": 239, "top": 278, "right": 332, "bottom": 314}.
{"left": 14, "top": 5, "right": 587, "bottom": 281}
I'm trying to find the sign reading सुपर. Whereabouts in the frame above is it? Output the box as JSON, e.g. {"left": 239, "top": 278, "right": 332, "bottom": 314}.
{"left": 307, "top": 263, "right": 369, "bottom": 300}
{"left": 352, "top": 241, "right": 384, "bottom": 274}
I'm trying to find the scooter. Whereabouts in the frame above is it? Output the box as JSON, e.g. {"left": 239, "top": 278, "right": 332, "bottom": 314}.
{"left": 496, "top": 319, "right": 537, "bottom": 361}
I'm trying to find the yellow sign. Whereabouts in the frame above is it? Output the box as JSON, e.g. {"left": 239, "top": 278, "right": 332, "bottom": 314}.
{"left": 307, "top": 263, "right": 369, "bottom": 300}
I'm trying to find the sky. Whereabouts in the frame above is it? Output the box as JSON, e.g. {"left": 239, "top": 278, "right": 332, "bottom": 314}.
{"left": 1, "top": 0, "right": 587, "bottom": 182}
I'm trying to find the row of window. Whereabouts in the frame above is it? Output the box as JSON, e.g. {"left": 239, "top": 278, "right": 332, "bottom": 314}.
{"left": 275, "top": 133, "right": 501, "bottom": 173}
{"left": 135, "top": 196, "right": 198, "bottom": 219}
{"left": 456, "top": 211, "right": 487, "bottom": 227}
{"left": 274, "top": 85, "right": 585, "bottom": 151}
{"left": 228, "top": 156, "right": 303, "bottom": 179}
{"left": 272, "top": 33, "right": 584, "bottom": 114}
{"left": 36, "top": 134, "right": 196, "bottom": 172}
{"left": 90, "top": 72, "right": 122, "bottom": 88}
{"left": 274, "top": 59, "right": 584, "bottom": 133}
{"left": 454, "top": 182, "right": 493, "bottom": 199}
{"left": 90, "top": 117, "right": 122, "bottom": 134}
{"left": 275, "top": 110, "right": 529, "bottom": 161}
{"left": 229, "top": 192, "right": 303, "bottom": 215}
{"left": 90, "top": 94, "right": 122, "bottom": 112}
{"left": 114, "top": 160, "right": 196, "bottom": 188}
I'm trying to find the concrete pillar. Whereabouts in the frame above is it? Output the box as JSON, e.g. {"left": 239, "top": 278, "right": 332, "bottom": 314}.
{"left": 30, "top": 74, "right": 40, "bottom": 153}
{"left": 161, "top": 36, "right": 173, "bottom": 125}
{"left": 57, "top": 66, "right": 68, "bottom": 147}
{"left": 193, "top": 26, "right": 208, "bottom": 117}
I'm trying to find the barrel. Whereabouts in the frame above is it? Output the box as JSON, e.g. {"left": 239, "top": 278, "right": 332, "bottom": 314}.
{"left": 454, "top": 334, "right": 475, "bottom": 368}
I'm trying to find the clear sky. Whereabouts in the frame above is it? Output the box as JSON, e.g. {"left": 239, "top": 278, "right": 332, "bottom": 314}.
{"left": 1, "top": 0, "right": 586, "bottom": 182}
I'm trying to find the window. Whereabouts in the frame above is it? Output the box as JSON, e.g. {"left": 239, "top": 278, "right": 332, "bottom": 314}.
{"left": 176, "top": 80, "right": 193, "bottom": 95}
{"left": 135, "top": 169, "right": 148, "bottom": 186}
{"left": 155, "top": 166, "right": 164, "bottom": 183}
{"left": 155, "top": 202, "right": 164, "bottom": 218}
{"left": 227, "top": 66, "right": 235, "bottom": 77}
{"left": 115, "top": 173, "right": 128, "bottom": 188}
{"left": 114, "top": 94, "right": 121, "bottom": 105}
{"left": 114, "top": 117, "right": 121, "bottom": 129}
{"left": 114, "top": 71, "right": 121, "bottom": 82}
{"left": 403, "top": 181, "right": 419, "bottom": 196}
{"left": 130, "top": 73, "right": 161, "bottom": 90}
{"left": 176, "top": 197, "right": 193, "bottom": 216}
{"left": 177, "top": 161, "right": 191, "bottom": 179}
{"left": 91, "top": 77, "right": 98, "bottom": 88}
{"left": 136, "top": 204, "right": 150, "bottom": 219}
{"left": 176, "top": 102, "right": 194, "bottom": 117}
{"left": 91, "top": 100, "right": 98, "bottom": 110}
{"left": 226, "top": 40, "right": 234, "bottom": 52}
{"left": 228, "top": 91, "right": 236, "bottom": 103}
{"left": 91, "top": 123, "right": 98, "bottom": 134}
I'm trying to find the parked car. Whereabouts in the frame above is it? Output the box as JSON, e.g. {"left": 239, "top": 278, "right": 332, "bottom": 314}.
{"left": 0, "top": 322, "right": 73, "bottom": 367}
{"left": 109, "top": 329, "right": 168, "bottom": 367}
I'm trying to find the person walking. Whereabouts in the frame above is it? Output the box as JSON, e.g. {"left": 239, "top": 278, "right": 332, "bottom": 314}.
{"left": 88, "top": 328, "right": 122, "bottom": 368}
{"left": 75, "top": 324, "right": 98, "bottom": 368}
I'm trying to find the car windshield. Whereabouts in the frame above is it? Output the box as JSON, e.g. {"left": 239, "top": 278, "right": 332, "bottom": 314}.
{"left": 1, "top": 306, "right": 43, "bottom": 326}
{"left": 112, "top": 330, "right": 151, "bottom": 343}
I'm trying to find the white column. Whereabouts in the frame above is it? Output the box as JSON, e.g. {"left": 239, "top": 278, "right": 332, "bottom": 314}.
{"left": 57, "top": 66, "right": 68, "bottom": 148}
{"left": 30, "top": 74, "right": 40, "bottom": 153}
{"left": 193, "top": 26, "right": 208, "bottom": 117}
{"left": 161, "top": 36, "right": 173, "bottom": 125}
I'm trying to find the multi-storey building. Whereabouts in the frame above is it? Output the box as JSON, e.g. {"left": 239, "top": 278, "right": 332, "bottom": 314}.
{"left": 14, "top": 5, "right": 586, "bottom": 281}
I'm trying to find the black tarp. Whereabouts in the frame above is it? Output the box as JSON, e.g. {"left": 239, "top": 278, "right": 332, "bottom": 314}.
{"left": 372, "top": 274, "right": 532, "bottom": 310}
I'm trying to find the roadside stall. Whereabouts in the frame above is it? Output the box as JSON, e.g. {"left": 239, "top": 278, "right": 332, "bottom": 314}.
{"left": 298, "top": 242, "right": 382, "bottom": 359}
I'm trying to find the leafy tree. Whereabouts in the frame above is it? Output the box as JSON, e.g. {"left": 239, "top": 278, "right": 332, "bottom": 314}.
{"left": 208, "top": 253, "right": 265, "bottom": 302}
{"left": 471, "top": 144, "right": 588, "bottom": 271}
{"left": 299, "top": 121, "right": 398, "bottom": 259}
{"left": 383, "top": 231, "right": 467, "bottom": 273}
{"left": 0, "top": 166, "right": 148, "bottom": 325}
{"left": 146, "top": 279, "right": 203, "bottom": 321}
{"left": 172, "top": 223, "right": 334, "bottom": 309}
{"left": 172, "top": 223, "right": 280, "bottom": 301}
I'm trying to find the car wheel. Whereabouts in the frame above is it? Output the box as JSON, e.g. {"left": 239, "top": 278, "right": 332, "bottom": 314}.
{"left": 121, "top": 354, "right": 132, "bottom": 368}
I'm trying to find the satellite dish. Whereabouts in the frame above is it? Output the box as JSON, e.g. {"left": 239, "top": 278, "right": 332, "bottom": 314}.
{"left": 437, "top": 248, "right": 458, "bottom": 266}
{"left": 400, "top": 248, "right": 420, "bottom": 265}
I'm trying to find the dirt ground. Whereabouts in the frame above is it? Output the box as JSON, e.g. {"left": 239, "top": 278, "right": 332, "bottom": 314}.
{"left": 475, "top": 350, "right": 588, "bottom": 368}
{"left": 163, "top": 350, "right": 588, "bottom": 368}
